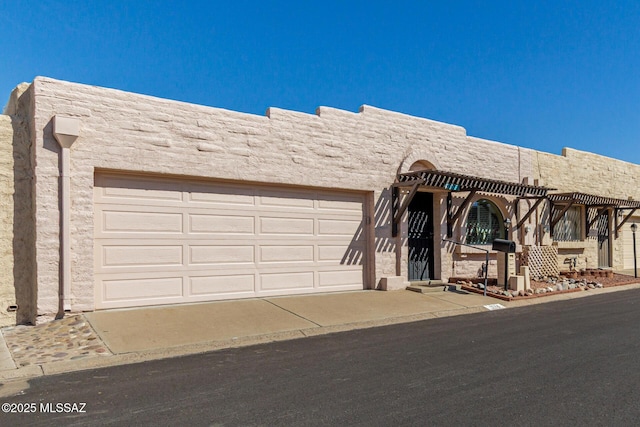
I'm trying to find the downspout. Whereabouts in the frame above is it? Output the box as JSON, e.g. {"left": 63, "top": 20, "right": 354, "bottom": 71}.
{"left": 52, "top": 116, "right": 80, "bottom": 317}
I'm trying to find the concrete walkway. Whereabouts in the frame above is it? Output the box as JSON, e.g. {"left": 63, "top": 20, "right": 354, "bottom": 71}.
{"left": 2, "top": 282, "right": 640, "bottom": 386}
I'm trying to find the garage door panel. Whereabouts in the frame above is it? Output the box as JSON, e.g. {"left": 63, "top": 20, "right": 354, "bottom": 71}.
{"left": 318, "top": 219, "right": 362, "bottom": 236}
{"left": 101, "top": 276, "right": 184, "bottom": 302}
{"left": 259, "top": 245, "right": 315, "bottom": 263}
{"left": 317, "top": 197, "right": 363, "bottom": 212}
{"left": 101, "top": 210, "right": 183, "bottom": 233}
{"left": 96, "top": 175, "right": 184, "bottom": 204}
{"left": 318, "top": 270, "right": 363, "bottom": 288}
{"left": 259, "top": 191, "right": 315, "bottom": 209}
{"left": 260, "top": 217, "right": 314, "bottom": 235}
{"left": 189, "top": 245, "right": 255, "bottom": 265}
{"left": 188, "top": 185, "right": 256, "bottom": 206}
{"left": 102, "top": 245, "right": 183, "bottom": 268}
{"left": 189, "top": 214, "right": 255, "bottom": 234}
{"left": 339, "top": 251, "right": 364, "bottom": 266}
{"left": 95, "top": 173, "right": 366, "bottom": 309}
{"left": 99, "top": 186, "right": 183, "bottom": 203}
{"left": 189, "top": 274, "right": 256, "bottom": 295}
{"left": 318, "top": 245, "right": 360, "bottom": 262}
{"left": 623, "top": 218, "right": 640, "bottom": 269}
{"left": 260, "top": 272, "right": 315, "bottom": 290}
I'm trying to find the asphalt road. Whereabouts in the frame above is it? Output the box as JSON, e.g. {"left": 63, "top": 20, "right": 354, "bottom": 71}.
{"left": 2, "top": 289, "right": 640, "bottom": 426}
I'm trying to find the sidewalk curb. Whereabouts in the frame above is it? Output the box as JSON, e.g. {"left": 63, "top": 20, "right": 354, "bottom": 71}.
{"left": 0, "top": 365, "right": 43, "bottom": 381}
{"left": 0, "top": 307, "right": 480, "bottom": 383}
{"left": 1, "top": 283, "right": 639, "bottom": 386}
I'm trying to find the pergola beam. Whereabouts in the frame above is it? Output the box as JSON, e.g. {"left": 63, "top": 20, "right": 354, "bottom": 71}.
{"left": 446, "top": 189, "right": 477, "bottom": 238}
{"left": 587, "top": 207, "right": 610, "bottom": 231}
{"left": 550, "top": 200, "right": 576, "bottom": 230}
{"left": 394, "top": 180, "right": 422, "bottom": 224}
{"left": 515, "top": 196, "right": 546, "bottom": 230}
{"left": 615, "top": 208, "right": 638, "bottom": 238}
{"left": 394, "top": 169, "right": 551, "bottom": 238}
{"left": 391, "top": 180, "right": 424, "bottom": 237}
{"left": 398, "top": 170, "right": 550, "bottom": 198}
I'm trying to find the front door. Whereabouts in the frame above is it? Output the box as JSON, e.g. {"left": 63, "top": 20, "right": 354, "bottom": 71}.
{"left": 408, "top": 192, "right": 435, "bottom": 281}
{"left": 598, "top": 210, "right": 610, "bottom": 268}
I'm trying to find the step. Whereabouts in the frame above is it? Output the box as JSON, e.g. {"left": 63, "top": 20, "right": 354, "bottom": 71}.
{"left": 408, "top": 280, "right": 444, "bottom": 287}
{"left": 407, "top": 280, "right": 461, "bottom": 293}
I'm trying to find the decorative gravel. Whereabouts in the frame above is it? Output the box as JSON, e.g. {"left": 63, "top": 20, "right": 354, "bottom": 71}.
{"left": 1, "top": 315, "right": 111, "bottom": 367}
{"left": 459, "top": 273, "right": 639, "bottom": 300}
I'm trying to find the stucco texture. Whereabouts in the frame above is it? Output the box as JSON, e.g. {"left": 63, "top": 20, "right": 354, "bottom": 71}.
{"left": 0, "top": 115, "right": 15, "bottom": 326}
{"left": 534, "top": 148, "right": 640, "bottom": 271}
{"left": 28, "top": 77, "right": 539, "bottom": 316}
{"left": 7, "top": 76, "right": 636, "bottom": 318}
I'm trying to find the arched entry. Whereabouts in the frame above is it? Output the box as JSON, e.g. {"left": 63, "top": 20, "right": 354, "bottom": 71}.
{"left": 408, "top": 160, "right": 436, "bottom": 172}
{"left": 406, "top": 161, "right": 437, "bottom": 281}
{"left": 597, "top": 211, "right": 610, "bottom": 268}
{"left": 408, "top": 191, "right": 435, "bottom": 281}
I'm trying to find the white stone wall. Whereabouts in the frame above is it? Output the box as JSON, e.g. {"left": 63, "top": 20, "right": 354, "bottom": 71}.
{"left": 4, "top": 83, "right": 37, "bottom": 324}
{"left": 445, "top": 193, "right": 513, "bottom": 279}
{"left": 535, "top": 148, "right": 640, "bottom": 271}
{"left": 13, "top": 76, "right": 638, "bottom": 317}
{"left": 536, "top": 148, "right": 640, "bottom": 199}
{"left": 29, "top": 77, "right": 536, "bottom": 315}
{"left": 0, "top": 115, "right": 15, "bottom": 326}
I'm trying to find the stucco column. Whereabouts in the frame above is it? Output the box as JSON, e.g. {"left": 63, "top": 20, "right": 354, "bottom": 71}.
{"left": 52, "top": 116, "right": 80, "bottom": 313}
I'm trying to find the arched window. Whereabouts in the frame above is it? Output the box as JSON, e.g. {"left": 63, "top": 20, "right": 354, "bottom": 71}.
{"left": 465, "top": 199, "right": 505, "bottom": 245}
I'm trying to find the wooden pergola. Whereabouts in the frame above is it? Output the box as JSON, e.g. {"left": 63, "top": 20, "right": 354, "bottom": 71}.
{"left": 547, "top": 192, "right": 640, "bottom": 238}
{"left": 392, "top": 170, "right": 639, "bottom": 241}
{"left": 392, "top": 170, "right": 551, "bottom": 237}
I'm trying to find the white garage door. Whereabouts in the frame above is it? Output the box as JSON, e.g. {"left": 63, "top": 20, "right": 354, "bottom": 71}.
{"left": 622, "top": 217, "right": 639, "bottom": 270}
{"left": 94, "top": 173, "right": 366, "bottom": 309}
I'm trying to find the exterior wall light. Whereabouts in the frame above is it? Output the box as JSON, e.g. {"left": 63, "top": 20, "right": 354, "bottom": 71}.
{"left": 632, "top": 223, "right": 637, "bottom": 278}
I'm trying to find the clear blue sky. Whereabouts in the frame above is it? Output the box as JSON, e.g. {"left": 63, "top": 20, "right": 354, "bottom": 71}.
{"left": 2, "top": 1, "right": 639, "bottom": 164}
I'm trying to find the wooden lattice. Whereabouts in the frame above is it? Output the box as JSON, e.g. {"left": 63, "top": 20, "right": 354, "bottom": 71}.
{"left": 520, "top": 245, "right": 559, "bottom": 280}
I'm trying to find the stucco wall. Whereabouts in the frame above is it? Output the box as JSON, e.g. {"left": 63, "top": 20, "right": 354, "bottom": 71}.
{"left": 534, "top": 148, "right": 640, "bottom": 271}
{"left": 4, "top": 83, "right": 37, "bottom": 324}
{"left": 0, "top": 115, "right": 15, "bottom": 326}
{"left": 535, "top": 148, "right": 640, "bottom": 200}
{"left": 29, "top": 77, "right": 536, "bottom": 315}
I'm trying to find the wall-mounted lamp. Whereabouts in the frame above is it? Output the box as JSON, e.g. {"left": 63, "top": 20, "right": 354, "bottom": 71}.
{"left": 504, "top": 218, "right": 511, "bottom": 238}
{"left": 524, "top": 224, "right": 532, "bottom": 234}
{"left": 631, "top": 223, "right": 637, "bottom": 278}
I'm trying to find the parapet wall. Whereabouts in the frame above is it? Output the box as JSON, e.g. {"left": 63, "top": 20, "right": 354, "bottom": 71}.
{"left": 0, "top": 115, "right": 14, "bottom": 326}
{"left": 3, "top": 83, "right": 37, "bottom": 325}
{"left": 1, "top": 76, "right": 638, "bottom": 320}
{"left": 535, "top": 147, "right": 640, "bottom": 200}
{"left": 535, "top": 147, "right": 640, "bottom": 271}
{"left": 29, "top": 77, "right": 533, "bottom": 315}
